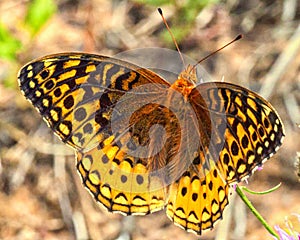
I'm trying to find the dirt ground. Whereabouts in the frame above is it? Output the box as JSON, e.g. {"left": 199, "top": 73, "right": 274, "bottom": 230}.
{"left": 0, "top": 0, "right": 299, "bottom": 240}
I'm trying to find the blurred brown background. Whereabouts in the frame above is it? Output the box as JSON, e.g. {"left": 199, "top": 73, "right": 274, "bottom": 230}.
{"left": 0, "top": 0, "right": 299, "bottom": 239}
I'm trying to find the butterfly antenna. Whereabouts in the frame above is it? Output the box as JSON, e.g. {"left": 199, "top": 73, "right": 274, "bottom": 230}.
{"left": 158, "top": 8, "right": 186, "bottom": 67}
{"left": 191, "top": 34, "right": 243, "bottom": 72}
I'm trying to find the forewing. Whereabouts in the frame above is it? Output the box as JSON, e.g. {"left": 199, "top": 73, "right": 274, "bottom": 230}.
{"left": 190, "top": 81, "right": 285, "bottom": 184}
{"left": 18, "top": 53, "right": 170, "bottom": 150}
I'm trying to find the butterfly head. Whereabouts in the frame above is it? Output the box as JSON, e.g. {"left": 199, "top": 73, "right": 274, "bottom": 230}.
{"left": 170, "top": 64, "right": 197, "bottom": 99}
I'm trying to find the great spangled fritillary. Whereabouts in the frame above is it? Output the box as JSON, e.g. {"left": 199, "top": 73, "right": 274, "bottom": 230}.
{"left": 18, "top": 52, "right": 284, "bottom": 235}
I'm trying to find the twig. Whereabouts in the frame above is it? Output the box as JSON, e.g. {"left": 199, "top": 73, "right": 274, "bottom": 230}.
{"left": 260, "top": 23, "right": 300, "bottom": 99}
{"left": 283, "top": 89, "right": 300, "bottom": 127}
{"left": 215, "top": 193, "right": 235, "bottom": 240}
{"left": 0, "top": 120, "right": 73, "bottom": 156}
{"left": 54, "top": 141, "right": 74, "bottom": 234}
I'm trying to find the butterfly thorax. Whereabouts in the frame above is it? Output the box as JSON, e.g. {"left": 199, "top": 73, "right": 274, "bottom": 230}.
{"left": 171, "top": 64, "right": 197, "bottom": 100}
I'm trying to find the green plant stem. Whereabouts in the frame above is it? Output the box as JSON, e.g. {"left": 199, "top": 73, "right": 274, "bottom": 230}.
{"left": 240, "top": 183, "right": 281, "bottom": 195}
{"left": 235, "top": 185, "right": 280, "bottom": 240}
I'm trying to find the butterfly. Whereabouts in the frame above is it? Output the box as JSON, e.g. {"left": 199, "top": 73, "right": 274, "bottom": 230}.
{"left": 18, "top": 51, "right": 284, "bottom": 235}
